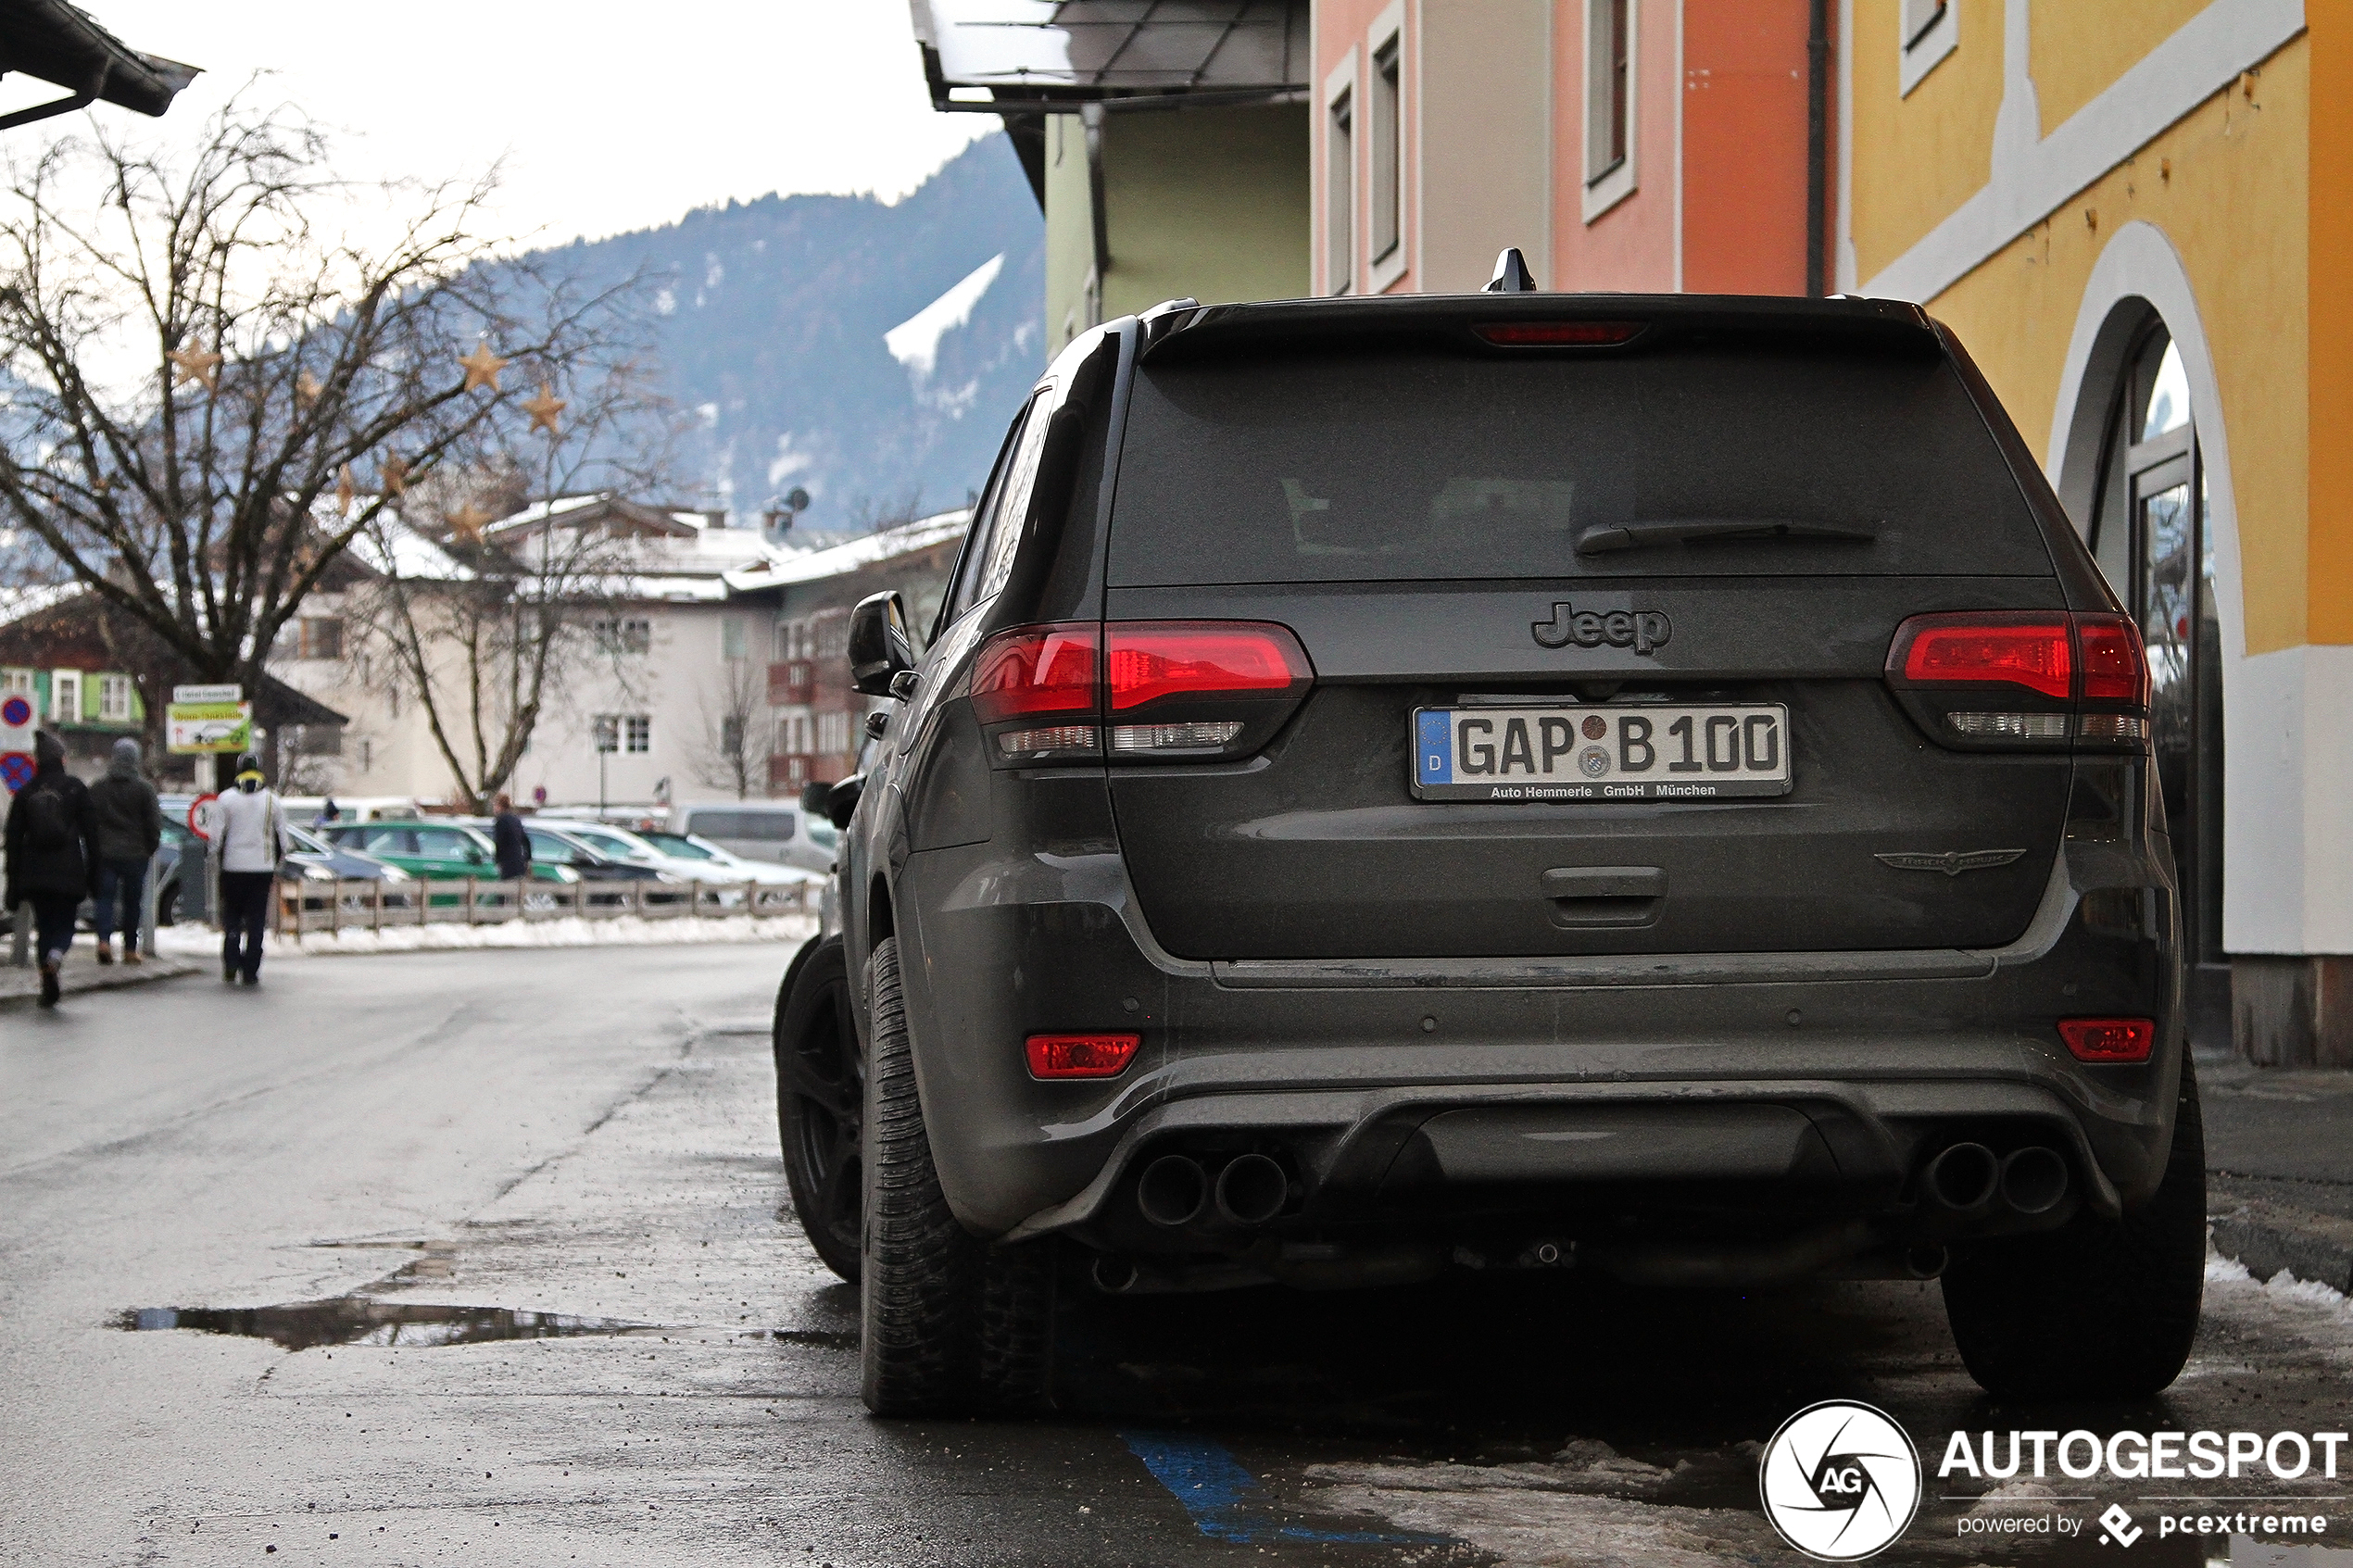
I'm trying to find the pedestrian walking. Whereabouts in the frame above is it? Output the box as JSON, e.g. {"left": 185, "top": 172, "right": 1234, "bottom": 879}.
{"left": 3, "top": 731, "right": 100, "bottom": 1009}
{"left": 213, "top": 752, "right": 286, "bottom": 986}
{"left": 88, "top": 736, "right": 162, "bottom": 966}
{"left": 492, "top": 793, "right": 532, "bottom": 882}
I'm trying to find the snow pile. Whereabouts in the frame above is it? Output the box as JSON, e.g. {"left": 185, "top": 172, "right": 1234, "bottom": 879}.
{"left": 157, "top": 911, "right": 815, "bottom": 960}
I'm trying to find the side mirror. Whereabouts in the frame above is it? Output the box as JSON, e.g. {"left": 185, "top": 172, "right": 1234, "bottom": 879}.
{"left": 848, "top": 590, "right": 914, "bottom": 698}
{"left": 824, "top": 772, "right": 866, "bottom": 831}
{"left": 799, "top": 780, "right": 833, "bottom": 815}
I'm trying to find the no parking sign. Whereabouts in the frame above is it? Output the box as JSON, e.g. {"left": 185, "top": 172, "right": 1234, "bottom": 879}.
{"left": 1, "top": 691, "right": 34, "bottom": 794}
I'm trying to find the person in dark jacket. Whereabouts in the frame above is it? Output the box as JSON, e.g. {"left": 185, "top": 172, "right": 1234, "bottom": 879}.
{"left": 87, "top": 735, "right": 162, "bottom": 966}
{"left": 4, "top": 730, "right": 101, "bottom": 1008}
{"left": 491, "top": 794, "right": 532, "bottom": 882}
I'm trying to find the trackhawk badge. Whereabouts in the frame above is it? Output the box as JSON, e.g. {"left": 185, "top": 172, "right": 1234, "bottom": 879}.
{"left": 1532, "top": 601, "right": 1671, "bottom": 655}
{"left": 1874, "top": 849, "right": 2027, "bottom": 876}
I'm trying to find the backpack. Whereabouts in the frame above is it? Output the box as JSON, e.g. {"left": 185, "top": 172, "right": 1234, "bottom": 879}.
{"left": 21, "top": 784, "right": 72, "bottom": 850}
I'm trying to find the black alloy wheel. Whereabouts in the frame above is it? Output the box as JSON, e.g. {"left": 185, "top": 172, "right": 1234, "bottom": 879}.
{"left": 775, "top": 935, "right": 863, "bottom": 1281}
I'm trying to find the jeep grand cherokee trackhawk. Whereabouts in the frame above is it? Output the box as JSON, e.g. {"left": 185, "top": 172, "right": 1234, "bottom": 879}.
{"left": 771, "top": 287, "right": 2201, "bottom": 1417}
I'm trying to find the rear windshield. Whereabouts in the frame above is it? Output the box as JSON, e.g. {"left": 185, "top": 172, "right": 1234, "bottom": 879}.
{"left": 685, "top": 809, "right": 797, "bottom": 841}
{"left": 1107, "top": 345, "right": 2051, "bottom": 584}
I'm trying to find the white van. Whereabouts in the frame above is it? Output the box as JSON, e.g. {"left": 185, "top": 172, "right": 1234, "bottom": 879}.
{"left": 665, "top": 801, "right": 836, "bottom": 874}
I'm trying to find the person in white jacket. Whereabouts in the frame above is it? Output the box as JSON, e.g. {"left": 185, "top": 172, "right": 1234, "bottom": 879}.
{"left": 211, "top": 752, "right": 286, "bottom": 985}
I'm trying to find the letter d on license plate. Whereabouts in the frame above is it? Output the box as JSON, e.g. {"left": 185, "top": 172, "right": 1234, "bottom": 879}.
{"left": 1412, "top": 704, "right": 1793, "bottom": 802}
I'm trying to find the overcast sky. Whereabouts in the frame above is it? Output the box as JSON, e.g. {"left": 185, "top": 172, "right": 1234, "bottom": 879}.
{"left": 1, "top": 3, "right": 993, "bottom": 250}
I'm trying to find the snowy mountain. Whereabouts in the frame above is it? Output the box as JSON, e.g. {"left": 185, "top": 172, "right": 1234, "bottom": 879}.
{"left": 523, "top": 133, "right": 1044, "bottom": 533}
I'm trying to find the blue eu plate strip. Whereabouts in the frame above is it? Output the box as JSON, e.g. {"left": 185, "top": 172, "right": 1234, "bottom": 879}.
{"left": 1416, "top": 709, "right": 1453, "bottom": 787}
{"left": 1119, "top": 1430, "right": 1447, "bottom": 1545}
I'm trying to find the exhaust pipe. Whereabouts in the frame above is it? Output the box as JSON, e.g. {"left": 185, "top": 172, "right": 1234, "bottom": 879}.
{"left": 1137, "top": 1155, "right": 1207, "bottom": 1228}
{"left": 1905, "top": 1244, "right": 1949, "bottom": 1280}
{"left": 1091, "top": 1254, "right": 1140, "bottom": 1294}
{"left": 1999, "top": 1147, "right": 2070, "bottom": 1215}
{"left": 1214, "top": 1153, "right": 1290, "bottom": 1227}
{"left": 1923, "top": 1142, "right": 1999, "bottom": 1212}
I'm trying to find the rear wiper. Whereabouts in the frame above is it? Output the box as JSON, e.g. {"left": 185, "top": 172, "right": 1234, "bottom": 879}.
{"left": 1574, "top": 518, "right": 1881, "bottom": 555}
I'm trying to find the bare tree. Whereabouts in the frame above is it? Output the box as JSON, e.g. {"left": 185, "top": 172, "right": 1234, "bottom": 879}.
{"left": 0, "top": 86, "right": 658, "bottom": 698}
{"left": 687, "top": 654, "right": 766, "bottom": 800}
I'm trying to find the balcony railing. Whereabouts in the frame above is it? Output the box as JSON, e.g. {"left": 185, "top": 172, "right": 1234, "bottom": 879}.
{"left": 767, "top": 659, "right": 815, "bottom": 708}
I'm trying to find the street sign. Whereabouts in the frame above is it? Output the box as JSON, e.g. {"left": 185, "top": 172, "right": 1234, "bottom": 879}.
{"left": 172, "top": 684, "right": 242, "bottom": 704}
{"left": 1, "top": 690, "right": 33, "bottom": 794}
{"left": 167, "top": 699, "right": 253, "bottom": 754}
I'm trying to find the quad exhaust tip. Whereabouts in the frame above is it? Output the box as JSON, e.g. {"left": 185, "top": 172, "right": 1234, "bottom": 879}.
{"left": 1923, "top": 1142, "right": 2000, "bottom": 1211}
{"left": 1922, "top": 1141, "right": 2070, "bottom": 1216}
{"left": 1137, "top": 1155, "right": 1207, "bottom": 1228}
{"left": 1214, "top": 1153, "right": 1290, "bottom": 1227}
{"left": 1999, "top": 1146, "right": 2070, "bottom": 1215}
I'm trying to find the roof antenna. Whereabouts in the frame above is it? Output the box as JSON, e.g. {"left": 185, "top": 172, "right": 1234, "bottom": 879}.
{"left": 1484, "top": 247, "right": 1537, "bottom": 293}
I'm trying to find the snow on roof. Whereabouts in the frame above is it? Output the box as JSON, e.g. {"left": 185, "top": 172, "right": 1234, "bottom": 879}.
{"left": 725, "top": 509, "right": 971, "bottom": 591}
{"left": 0, "top": 579, "right": 87, "bottom": 627}
{"left": 346, "top": 517, "right": 475, "bottom": 582}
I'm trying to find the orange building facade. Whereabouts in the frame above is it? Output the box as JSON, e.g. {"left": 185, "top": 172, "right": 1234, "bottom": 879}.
{"left": 1311, "top": 0, "right": 1825, "bottom": 298}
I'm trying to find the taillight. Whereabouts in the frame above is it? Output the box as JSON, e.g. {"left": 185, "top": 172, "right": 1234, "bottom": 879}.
{"left": 1026, "top": 1032, "right": 1140, "bottom": 1079}
{"left": 1106, "top": 622, "right": 1311, "bottom": 709}
{"left": 1885, "top": 610, "right": 2150, "bottom": 751}
{"left": 2057, "top": 1017, "right": 2154, "bottom": 1063}
{"left": 973, "top": 623, "right": 1100, "bottom": 724}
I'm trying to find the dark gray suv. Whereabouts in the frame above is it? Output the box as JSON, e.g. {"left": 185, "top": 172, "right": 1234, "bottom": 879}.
{"left": 773, "top": 292, "right": 2201, "bottom": 1417}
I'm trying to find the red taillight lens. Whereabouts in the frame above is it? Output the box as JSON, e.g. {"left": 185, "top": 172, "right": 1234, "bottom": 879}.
{"left": 1025, "top": 1032, "right": 1140, "bottom": 1079}
{"left": 1106, "top": 622, "right": 1313, "bottom": 711}
{"left": 972, "top": 622, "right": 1101, "bottom": 724}
{"left": 1474, "top": 320, "right": 1645, "bottom": 347}
{"left": 1900, "top": 619, "right": 2072, "bottom": 699}
{"left": 2057, "top": 1017, "right": 2155, "bottom": 1063}
{"left": 2077, "top": 613, "right": 2149, "bottom": 704}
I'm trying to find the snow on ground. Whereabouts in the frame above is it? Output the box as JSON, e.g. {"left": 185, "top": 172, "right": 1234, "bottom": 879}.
{"left": 156, "top": 911, "right": 816, "bottom": 960}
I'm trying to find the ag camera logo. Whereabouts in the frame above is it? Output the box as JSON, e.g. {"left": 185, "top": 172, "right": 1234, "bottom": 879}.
{"left": 1760, "top": 1400, "right": 1923, "bottom": 1561}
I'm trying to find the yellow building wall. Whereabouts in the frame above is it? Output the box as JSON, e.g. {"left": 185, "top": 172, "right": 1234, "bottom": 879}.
{"left": 1849, "top": 0, "right": 2007, "bottom": 281}
{"left": 1099, "top": 105, "right": 1311, "bottom": 323}
{"left": 2029, "top": 0, "right": 2210, "bottom": 132}
{"left": 1924, "top": 40, "right": 2311, "bottom": 654}
{"left": 1043, "top": 116, "right": 1099, "bottom": 357}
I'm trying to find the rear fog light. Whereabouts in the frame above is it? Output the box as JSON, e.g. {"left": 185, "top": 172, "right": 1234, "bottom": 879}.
{"left": 2057, "top": 1017, "right": 2155, "bottom": 1063}
{"left": 1026, "top": 1033, "right": 1141, "bottom": 1079}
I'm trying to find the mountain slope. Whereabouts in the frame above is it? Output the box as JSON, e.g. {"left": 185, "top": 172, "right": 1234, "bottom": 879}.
{"left": 530, "top": 133, "right": 1043, "bottom": 530}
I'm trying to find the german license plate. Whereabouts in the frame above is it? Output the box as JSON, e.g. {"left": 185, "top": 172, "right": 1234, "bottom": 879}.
{"left": 1412, "top": 705, "right": 1793, "bottom": 802}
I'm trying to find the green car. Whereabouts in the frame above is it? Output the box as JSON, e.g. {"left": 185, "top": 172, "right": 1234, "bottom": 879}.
{"left": 316, "top": 822, "right": 578, "bottom": 894}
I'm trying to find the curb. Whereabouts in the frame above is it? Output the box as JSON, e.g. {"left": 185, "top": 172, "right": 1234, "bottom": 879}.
{"left": 2210, "top": 1200, "right": 2353, "bottom": 1294}
{"left": 0, "top": 956, "right": 196, "bottom": 1010}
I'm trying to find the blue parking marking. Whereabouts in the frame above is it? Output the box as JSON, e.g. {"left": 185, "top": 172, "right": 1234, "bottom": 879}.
{"left": 1416, "top": 709, "right": 1453, "bottom": 787}
{"left": 1119, "top": 1430, "right": 1448, "bottom": 1545}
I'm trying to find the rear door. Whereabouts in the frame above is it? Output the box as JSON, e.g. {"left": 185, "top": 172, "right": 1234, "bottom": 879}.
{"left": 1101, "top": 327, "right": 2072, "bottom": 960}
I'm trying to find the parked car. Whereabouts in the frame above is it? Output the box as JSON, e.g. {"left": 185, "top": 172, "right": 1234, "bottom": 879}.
{"left": 773, "top": 290, "right": 2200, "bottom": 1417}
{"left": 316, "top": 820, "right": 574, "bottom": 885}
{"left": 633, "top": 827, "right": 817, "bottom": 887}
{"left": 280, "top": 823, "right": 413, "bottom": 884}
{"left": 537, "top": 819, "right": 805, "bottom": 887}
{"left": 664, "top": 801, "right": 835, "bottom": 874}
{"left": 510, "top": 822, "right": 688, "bottom": 904}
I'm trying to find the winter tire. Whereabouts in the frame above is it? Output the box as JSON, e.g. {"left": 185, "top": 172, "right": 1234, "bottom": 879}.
{"left": 858, "top": 935, "right": 1055, "bottom": 1415}
{"left": 775, "top": 935, "right": 862, "bottom": 1283}
{"left": 1941, "top": 1052, "right": 2207, "bottom": 1399}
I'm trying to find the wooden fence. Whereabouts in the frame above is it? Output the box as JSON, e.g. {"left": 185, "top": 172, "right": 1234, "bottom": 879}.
{"left": 274, "top": 877, "right": 814, "bottom": 940}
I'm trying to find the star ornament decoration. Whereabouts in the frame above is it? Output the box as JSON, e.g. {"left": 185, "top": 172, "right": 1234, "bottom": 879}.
{"left": 522, "top": 382, "right": 566, "bottom": 437}
{"left": 458, "top": 342, "right": 508, "bottom": 394}
{"left": 168, "top": 344, "right": 223, "bottom": 391}
{"left": 296, "top": 371, "right": 324, "bottom": 407}
{"left": 380, "top": 456, "right": 409, "bottom": 496}
{"left": 334, "top": 464, "right": 357, "bottom": 516}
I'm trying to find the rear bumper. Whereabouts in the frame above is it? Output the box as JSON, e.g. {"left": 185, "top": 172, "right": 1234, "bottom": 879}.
{"left": 888, "top": 834, "right": 2183, "bottom": 1261}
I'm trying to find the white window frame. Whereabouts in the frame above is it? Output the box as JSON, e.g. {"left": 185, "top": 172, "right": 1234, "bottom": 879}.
{"left": 1898, "top": 0, "right": 1957, "bottom": 97}
{"left": 50, "top": 668, "right": 81, "bottom": 724}
{"left": 1581, "top": 0, "right": 1639, "bottom": 222}
{"left": 1322, "top": 47, "right": 1358, "bottom": 296}
{"left": 1365, "top": 1, "right": 1408, "bottom": 294}
{"left": 98, "top": 673, "right": 132, "bottom": 722}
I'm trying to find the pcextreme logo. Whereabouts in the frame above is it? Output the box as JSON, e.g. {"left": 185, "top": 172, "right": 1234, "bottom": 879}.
{"left": 1759, "top": 1400, "right": 1924, "bottom": 1562}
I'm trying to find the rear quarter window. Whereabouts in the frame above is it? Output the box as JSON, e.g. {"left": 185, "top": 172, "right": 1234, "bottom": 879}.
{"left": 1108, "top": 345, "right": 2052, "bottom": 584}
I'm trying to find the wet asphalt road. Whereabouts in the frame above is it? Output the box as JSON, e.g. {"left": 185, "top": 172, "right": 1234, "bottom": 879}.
{"left": 6, "top": 944, "right": 2353, "bottom": 1567}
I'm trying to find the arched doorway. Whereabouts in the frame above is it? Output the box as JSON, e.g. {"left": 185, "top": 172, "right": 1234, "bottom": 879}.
{"left": 2081, "top": 318, "right": 2227, "bottom": 1039}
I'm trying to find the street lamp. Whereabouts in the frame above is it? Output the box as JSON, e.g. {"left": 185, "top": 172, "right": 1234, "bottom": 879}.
{"left": 594, "top": 716, "right": 618, "bottom": 814}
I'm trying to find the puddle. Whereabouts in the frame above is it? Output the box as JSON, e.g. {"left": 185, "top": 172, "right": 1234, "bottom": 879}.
{"left": 116, "top": 1298, "right": 654, "bottom": 1351}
